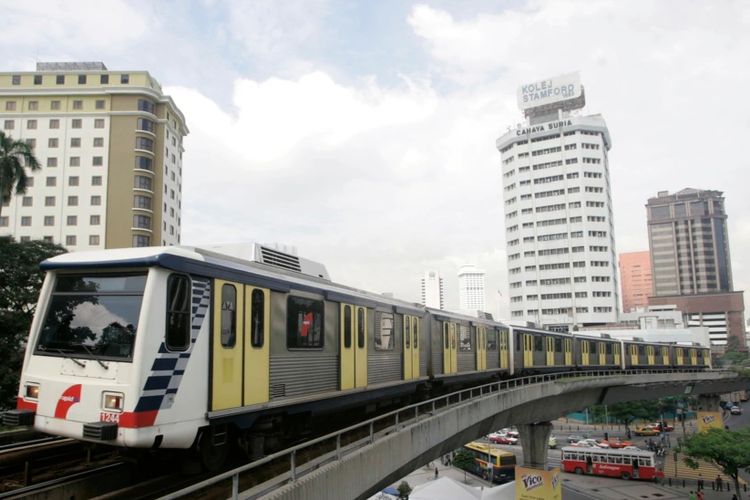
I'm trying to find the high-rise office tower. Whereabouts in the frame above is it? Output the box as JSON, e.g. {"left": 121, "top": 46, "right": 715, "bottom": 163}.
{"left": 458, "top": 264, "right": 486, "bottom": 312}
{"left": 496, "top": 73, "right": 619, "bottom": 331}
{"left": 646, "top": 189, "right": 745, "bottom": 347}
{"left": 421, "top": 270, "right": 444, "bottom": 309}
{"left": 0, "top": 62, "right": 187, "bottom": 249}
{"left": 619, "top": 251, "right": 653, "bottom": 312}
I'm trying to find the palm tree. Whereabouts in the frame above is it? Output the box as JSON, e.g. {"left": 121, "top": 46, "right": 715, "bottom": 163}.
{"left": 0, "top": 131, "right": 40, "bottom": 218}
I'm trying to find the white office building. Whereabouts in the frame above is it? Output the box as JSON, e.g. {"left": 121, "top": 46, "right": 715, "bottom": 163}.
{"left": 496, "top": 73, "right": 619, "bottom": 331}
{"left": 421, "top": 270, "right": 444, "bottom": 309}
{"left": 458, "top": 264, "right": 486, "bottom": 312}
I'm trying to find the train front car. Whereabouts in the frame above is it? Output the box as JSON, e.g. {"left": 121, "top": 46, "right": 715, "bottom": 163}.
{"left": 6, "top": 247, "right": 209, "bottom": 452}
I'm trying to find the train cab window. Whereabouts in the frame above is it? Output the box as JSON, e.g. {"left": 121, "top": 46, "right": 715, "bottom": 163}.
{"left": 534, "top": 335, "right": 543, "bottom": 351}
{"left": 487, "top": 329, "right": 497, "bottom": 351}
{"left": 344, "top": 305, "right": 352, "bottom": 348}
{"left": 357, "top": 308, "right": 365, "bottom": 349}
{"left": 459, "top": 325, "right": 471, "bottom": 351}
{"left": 554, "top": 338, "right": 562, "bottom": 352}
{"left": 250, "top": 289, "right": 265, "bottom": 348}
{"left": 374, "top": 312, "right": 394, "bottom": 350}
{"left": 287, "top": 296, "right": 324, "bottom": 348}
{"left": 166, "top": 274, "right": 191, "bottom": 351}
{"left": 220, "top": 284, "right": 237, "bottom": 347}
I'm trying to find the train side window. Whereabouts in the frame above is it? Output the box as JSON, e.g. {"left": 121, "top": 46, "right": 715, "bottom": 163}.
{"left": 444, "top": 323, "right": 449, "bottom": 349}
{"left": 374, "top": 312, "right": 394, "bottom": 350}
{"left": 166, "top": 274, "right": 191, "bottom": 351}
{"left": 287, "top": 296, "right": 324, "bottom": 348}
{"left": 606, "top": 343, "right": 612, "bottom": 355}
{"left": 412, "top": 318, "right": 418, "bottom": 349}
{"left": 554, "top": 338, "right": 562, "bottom": 352}
{"left": 344, "top": 305, "right": 352, "bottom": 348}
{"left": 459, "top": 324, "right": 471, "bottom": 351}
{"left": 220, "top": 284, "right": 237, "bottom": 347}
{"left": 357, "top": 308, "right": 365, "bottom": 349}
{"left": 534, "top": 335, "right": 543, "bottom": 351}
{"left": 405, "top": 316, "right": 411, "bottom": 348}
{"left": 515, "top": 332, "right": 521, "bottom": 350}
{"left": 487, "top": 329, "right": 497, "bottom": 351}
{"left": 250, "top": 289, "right": 264, "bottom": 348}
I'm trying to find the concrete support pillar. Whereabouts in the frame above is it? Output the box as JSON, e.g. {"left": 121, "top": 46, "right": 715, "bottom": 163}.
{"left": 696, "top": 394, "right": 721, "bottom": 412}
{"left": 518, "top": 421, "right": 552, "bottom": 469}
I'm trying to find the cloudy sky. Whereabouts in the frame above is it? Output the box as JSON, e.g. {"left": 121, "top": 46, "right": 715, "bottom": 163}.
{"left": 3, "top": 0, "right": 749, "bottom": 320}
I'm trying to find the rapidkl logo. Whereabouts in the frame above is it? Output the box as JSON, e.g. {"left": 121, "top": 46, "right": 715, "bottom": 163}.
{"left": 54, "top": 384, "right": 82, "bottom": 419}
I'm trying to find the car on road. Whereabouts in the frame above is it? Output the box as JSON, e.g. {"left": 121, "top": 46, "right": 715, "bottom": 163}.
{"left": 566, "top": 434, "right": 588, "bottom": 444}
{"left": 604, "top": 438, "right": 633, "bottom": 449}
{"left": 730, "top": 405, "right": 742, "bottom": 415}
{"left": 574, "top": 439, "right": 609, "bottom": 448}
{"left": 634, "top": 426, "right": 659, "bottom": 436}
{"left": 488, "top": 433, "right": 518, "bottom": 445}
{"left": 648, "top": 422, "right": 674, "bottom": 432}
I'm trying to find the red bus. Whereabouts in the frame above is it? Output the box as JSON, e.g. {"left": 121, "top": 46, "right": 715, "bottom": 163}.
{"left": 561, "top": 446, "right": 663, "bottom": 481}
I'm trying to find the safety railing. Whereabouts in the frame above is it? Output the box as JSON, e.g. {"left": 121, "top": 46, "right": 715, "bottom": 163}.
{"left": 159, "top": 368, "right": 727, "bottom": 499}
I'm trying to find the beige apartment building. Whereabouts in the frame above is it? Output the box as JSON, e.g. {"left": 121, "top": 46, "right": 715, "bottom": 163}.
{"left": 0, "top": 62, "right": 187, "bottom": 249}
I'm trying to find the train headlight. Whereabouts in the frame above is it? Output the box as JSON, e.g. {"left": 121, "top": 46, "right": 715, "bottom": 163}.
{"left": 25, "top": 383, "right": 40, "bottom": 400}
{"left": 102, "top": 392, "right": 124, "bottom": 412}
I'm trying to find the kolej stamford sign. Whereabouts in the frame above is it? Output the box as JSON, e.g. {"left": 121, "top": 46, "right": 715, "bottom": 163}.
{"left": 516, "top": 119, "right": 572, "bottom": 136}
{"left": 517, "top": 72, "right": 582, "bottom": 110}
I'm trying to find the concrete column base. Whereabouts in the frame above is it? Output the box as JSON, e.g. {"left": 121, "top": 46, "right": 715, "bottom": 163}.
{"left": 518, "top": 421, "right": 552, "bottom": 470}
{"left": 696, "top": 394, "right": 721, "bottom": 412}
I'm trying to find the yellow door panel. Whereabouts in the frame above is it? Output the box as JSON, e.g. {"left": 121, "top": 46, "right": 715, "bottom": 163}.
{"left": 598, "top": 342, "right": 606, "bottom": 365}
{"left": 404, "top": 315, "right": 413, "bottom": 379}
{"left": 442, "top": 323, "right": 450, "bottom": 374}
{"left": 340, "top": 304, "right": 355, "bottom": 390}
{"left": 354, "top": 307, "right": 367, "bottom": 388}
{"left": 630, "top": 345, "right": 638, "bottom": 366}
{"left": 212, "top": 280, "right": 244, "bottom": 411}
{"left": 500, "top": 331, "right": 509, "bottom": 370}
{"left": 411, "top": 317, "right": 420, "bottom": 378}
{"left": 662, "top": 347, "right": 669, "bottom": 365}
{"left": 614, "top": 343, "right": 621, "bottom": 366}
{"left": 243, "top": 286, "right": 270, "bottom": 406}
{"left": 582, "top": 341, "right": 589, "bottom": 366}
{"left": 523, "top": 334, "right": 533, "bottom": 367}
{"left": 690, "top": 349, "right": 697, "bottom": 366}
{"left": 450, "top": 324, "right": 458, "bottom": 373}
{"left": 564, "top": 339, "right": 572, "bottom": 366}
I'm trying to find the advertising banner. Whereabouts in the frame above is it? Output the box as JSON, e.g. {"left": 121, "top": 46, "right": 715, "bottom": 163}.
{"left": 517, "top": 72, "right": 582, "bottom": 110}
{"left": 515, "top": 466, "right": 562, "bottom": 500}
{"left": 697, "top": 411, "right": 724, "bottom": 432}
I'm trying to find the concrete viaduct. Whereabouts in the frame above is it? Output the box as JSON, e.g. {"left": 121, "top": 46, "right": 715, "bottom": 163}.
{"left": 162, "top": 369, "right": 749, "bottom": 500}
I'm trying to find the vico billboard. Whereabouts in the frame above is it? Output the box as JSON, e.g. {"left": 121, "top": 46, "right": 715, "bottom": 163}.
{"left": 517, "top": 72, "right": 582, "bottom": 110}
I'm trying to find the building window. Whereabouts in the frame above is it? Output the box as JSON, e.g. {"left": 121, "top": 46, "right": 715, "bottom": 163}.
{"left": 67, "top": 196, "right": 78, "bottom": 206}
{"left": 135, "top": 137, "right": 154, "bottom": 151}
{"left": 120, "top": 74, "right": 129, "bottom": 84}
{"left": 3, "top": 120, "right": 14, "bottom": 130}
{"left": 0, "top": 216, "right": 7, "bottom": 227}
{"left": 49, "top": 119, "right": 59, "bottom": 128}
{"left": 66, "top": 215, "right": 77, "bottom": 226}
{"left": 132, "top": 235, "right": 150, "bottom": 247}
{"left": 25, "top": 139, "right": 36, "bottom": 149}
{"left": 33, "top": 75, "right": 42, "bottom": 85}
{"left": 137, "top": 118, "right": 155, "bottom": 132}
{"left": 43, "top": 236, "right": 53, "bottom": 243}
{"left": 46, "top": 176, "right": 56, "bottom": 187}
{"left": 50, "top": 101, "right": 61, "bottom": 111}
{"left": 133, "top": 214, "right": 151, "bottom": 229}
{"left": 47, "top": 157, "right": 58, "bottom": 167}
{"left": 69, "top": 157, "right": 80, "bottom": 167}
{"left": 11, "top": 75, "right": 21, "bottom": 85}
{"left": 137, "top": 99, "right": 155, "bottom": 113}
{"left": 94, "top": 118, "right": 105, "bottom": 128}
{"left": 133, "top": 195, "right": 151, "bottom": 210}
{"left": 90, "top": 215, "right": 100, "bottom": 225}
{"left": 286, "top": 296, "right": 324, "bottom": 348}
{"left": 91, "top": 176, "right": 102, "bottom": 186}
{"left": 48, "top": 138, "right": 58, "bottom": 148}
{"left": 100, "top": 74, "right": 109, "bottom": 84}
{"left": 26, "top": 177, "right": 33, "bottom": 187}
{"left": 135, "top": 156, "right": 153, "bottom": 171}
{"left": 44, "top": 196, "right": 55, "bottom": 207}
{"left": 91, "top": 195, "right": 101, "bottom": 206}
{"left": 44, "top": 215, "right": 54, "bottom": 226}
{"left": 72, "top": 100, "right": 83, "bottom": 110}
{"left": 27, "top": 119, "right": 37, "bottom": 129}
{"left": 5, "top": 101, "right": 17, "bottom": 111}
{"left": 71, "top": 119, "right": 82, "bottom": 129}
{"left": 21, "top": 216, "right": 31, "bottom": 226}
{"left": 21, "top": 196, "right": 32, "bottom": 207}
{"left": 93, "top": 137, "right": 104, "bottom": 147}
{"left": 70, "top": 137, "right": 81, "bottom": 148}
{"left": 78, "top": 74, "right": 87, "bottom": 84}
{"left": 166, "top": 274, "right": 191, "bottom": 351}
{"left": 95, "top": 99, "right": 105, "bottom": 110}
{"left": 56, "top": 75, "right": 65, "bottom": 85}
{"left": 134, "top": 175, "right": 152, "bottom": 190}
{"left": 89, "top": 234, "right": 100, "bottom": 245}
{"left": 28, "top": 101, "right": 38, "bottom": 111}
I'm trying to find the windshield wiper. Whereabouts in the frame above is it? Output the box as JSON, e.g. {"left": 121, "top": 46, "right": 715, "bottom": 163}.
{"left": 54, "top": 349, "right": 85, "bottom": 368}
{"left": 80, "top": 344, "right": 109, "bottom": 369}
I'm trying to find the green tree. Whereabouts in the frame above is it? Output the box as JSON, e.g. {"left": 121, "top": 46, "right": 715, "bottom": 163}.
{"left": 606, "top": 400, "right": 661, "bottom": 430}
{"left": 452, "top": 448, "right": 477, "bottom": 483}
{"left": 0, "top": 237, "right": 66, "bottom": 409}
{"left": 0, "top": 131, "right": 40, "bottom": 218}
{"left": 680, "top": 427, "right": 750, "bottom": 499}
{"left": 396, "top": 480, "right": 412, "bottom": 499}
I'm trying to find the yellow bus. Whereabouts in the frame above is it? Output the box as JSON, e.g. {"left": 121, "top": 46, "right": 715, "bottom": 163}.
{"left": 460, "top": 441, "right": 517, "bottom": 483}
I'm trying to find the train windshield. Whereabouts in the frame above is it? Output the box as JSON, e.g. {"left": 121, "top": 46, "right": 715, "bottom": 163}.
{"left": 35, "top": 273, "right": 147, "bottom": 361}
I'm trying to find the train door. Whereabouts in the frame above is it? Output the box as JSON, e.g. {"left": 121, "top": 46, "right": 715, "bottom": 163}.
{"left": 404, "top": 315, "right": 419, "bottom": 379}
{"left": 613, "top": 343, "right": 621, "bottom": 367}
{"left": 598, "top": 342, "right": 606, "bottom": 365}
{"left": 243, "top": 286, "right": 270, "bottom": 406}
{"left": 545, "top": 337, "right": 554, "bottom": 366}
{"left": 646, "top": 346, "right": 655, "bottom": 365}
{"left": 340, "top": 304, "right": 367, "bottom": 390}
{"left": 443, "top": 322, "right": 457, "bottom": 374}
{"left": 661, "top": 346, "right": 670, "bottom": 365}
{"left": 629, "top": 344, "right": 638, "bottom": 366}
{"left": 523, "top": 333, "right": 533, "bottom": 368}
{"left": 211, "top": 280, "right": 245, "bottom": 411}
{"left": 689, "top": 348, "right": 698, "bottom": 366}
{"left": 676, "top": 347, "right": 684, "bottom": 365}
{"left": 499, "top": 330, "right": 509, "bottom": 370}
{"left": 476, "top": 327, "right": 486, "bottom": 370}
{"left": 581, "top": 340, "right": 590, "bottom": 366}
{"left": 564, "top": 338, "right": 572, "bottom": 365}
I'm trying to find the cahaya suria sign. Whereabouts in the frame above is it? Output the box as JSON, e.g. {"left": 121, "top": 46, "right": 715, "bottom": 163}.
{"left": 517, "top": 72, "right": 582, "bottom": 110}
